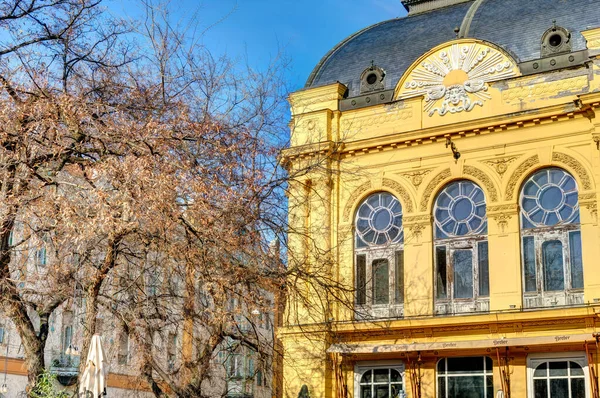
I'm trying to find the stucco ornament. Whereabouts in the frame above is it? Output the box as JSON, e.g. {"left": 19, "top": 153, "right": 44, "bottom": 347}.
{"left": 398, "top": 42, "right": 519, "bottom": 116}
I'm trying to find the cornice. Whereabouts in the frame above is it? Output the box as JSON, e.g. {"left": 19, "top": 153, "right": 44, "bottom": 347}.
{"left": 278, "top": 306, "right": 600, "bottom": 338}
{"left": 283, "top": 100, "right": 599, "bottom": 163}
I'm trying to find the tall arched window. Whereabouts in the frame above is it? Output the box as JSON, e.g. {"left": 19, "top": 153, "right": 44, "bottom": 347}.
{"left": 520, "top": 168, "right": 583, "bottom": 308}
{"left": 433, "top": 180, "right": 489, "bottom": 315}
{"left": 355, "top": 192, "right": 404, "bottom": 318}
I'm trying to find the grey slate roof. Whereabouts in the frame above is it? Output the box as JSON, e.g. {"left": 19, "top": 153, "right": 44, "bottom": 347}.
{"left": 306, "top": 0, "right": 600, "bottom": 98}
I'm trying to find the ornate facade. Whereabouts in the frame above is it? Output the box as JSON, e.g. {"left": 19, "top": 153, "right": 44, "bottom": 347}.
{"left": 281, "top": 0, "right": 600, "bottom": 397}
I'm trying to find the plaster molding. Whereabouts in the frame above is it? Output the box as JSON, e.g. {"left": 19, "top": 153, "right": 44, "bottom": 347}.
{"left": 489, "top": 213, "right": 513, "bottom": 233}
{"left": 399, "top": 169, "right": 433, "bottom": 189}
{"left": 342, "top": 181, "right": 372, "bottom": 222}
{"left": 551, "top": 152, "right": 592, "bottom": 190}
{"left": 482, "top": 156, "right": 518, "bottom": 178}
{"left": 505, "top": 155, "right": 540, "bottom": 201}
{"left": 584, "top": 202, "right": 598, "bottom": 223}
{"left": 397, "top": 40, "right": 519, "bottom": 117}
{"left": 463, "top": 165, "right": 498, "bottom": 202}
{"left": 420, "top": 169, "right": 452, "bottom": 211}
{"left": 382, "top": 178, "right": 414, "bottom": 213}
{"left": 502, "top": 75, "right": 589, "bottom": 103}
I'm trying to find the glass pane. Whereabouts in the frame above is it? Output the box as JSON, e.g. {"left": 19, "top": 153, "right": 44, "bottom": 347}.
{"left": 534, "top": 362, "right": 547, "bottom": 377}
{"left": 448, "top": 376, "right": 484, "bottom": 398}
{"left": 478, "top": 241, "right": 489, "bottom": 297}
{"left": 570, "top": 362, "right": 584, "bottom": 376}
{"left": 453, "top": 198, "right": 474, "bottom": 221}
{"left": 447, "top": 357, "right": 484, "bottom": 374}
{"left": 436, "top": 246, "right": 447, "bottom": 299}
{"left": 549, "top": 361, "right": 568, "bottom": 377}
{"left": 390, "top": 384, "right": 403, "bottom": 398}
{"left": 486, "top": 375, "right": 493, "bottom": 398}
{"left": 543, "top": 240, "right": 564, "bottom": 291}
{"left": 361, "top": 370, "right": 372, "bottom": 383}
{"left": 372, "top": 259, "right": 389, "bottom": 305}
{"left": 361, "top": 386, "right": 372, "bottom": 398}
{"left": 453, "top": 250, "right": 473, "bottom": 299}
{"left": 571, "top": 378, "right": 585, "bottom": 398}
{"left": 534, "top": 379, "right": 547, "bottom": 398}
{"left": 390, "top": 369, "right": 401, "bottom": 382}
{"left": 374, "top": 385, "right": 388, "bottom": 398}
{"left": 395, "top": 251, "right": 404, "bottom": 305}
{"left": 485, "top": 357, "right": 493, "bottom": 371}
{"left": 357, "top": 255, "right": 366, "bottom": 305}
{"left": 569, "top": 231, "right": 584, "bottom": 289}
{"left": 438, "top": 377, "right": 446, "bottom": 398}
{"left": 523, "top": 236, "right": 537, "bottom": 292}
{"left": 438, "top": 359, "right": 446, "bottom": 373}
{"left": 549, "top": 378, "right": 568, "bottom": 397}
{"left": 373, "top": 369, "right": 389, "bottom": 383}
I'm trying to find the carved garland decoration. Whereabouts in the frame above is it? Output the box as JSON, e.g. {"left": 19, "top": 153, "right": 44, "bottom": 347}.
{"left": 400, "top": 169, "right": 433, "bottom": 188}
{"left": 483, "top": 157, "right": 518, "bottom": 178}
{"left": 342, "top": 181, "right": 372, "bottom": 222}
{"left": 420, "top": 169, "right": 452, "bottom": 211}
{"left": 552, "top": 152, "right": 592, "bottom": 190}
{"left": 463, "top": 165, "right": 498, "bottom": 202}
{"left": 505, "top": 155, "right": 540, "bottom": 201}
{"left": 382, "top": 178, "right": 414, "bottom": 212}
{"left": 399, "top": 43, "right": 518, "bottom": 117}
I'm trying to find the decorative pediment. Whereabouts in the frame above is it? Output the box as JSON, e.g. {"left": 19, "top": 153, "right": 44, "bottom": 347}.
{"left": 395, "top": 40, "right": 520, "bottom": 117}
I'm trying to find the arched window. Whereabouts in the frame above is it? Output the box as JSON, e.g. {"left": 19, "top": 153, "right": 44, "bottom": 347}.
{"left": 520, "top": 168, "right": 583, "bottom": 308}
{"left": 433, "top": 181, "right": 489, "bottom": 315}
{"left": 358, "top": 367, "right": 405, "bottom": 398}
{"left": 533, "top": 361, "right": 585, "bottom": 398}
{"left": 355, "top": 192, "right": 404, "bottom": 318}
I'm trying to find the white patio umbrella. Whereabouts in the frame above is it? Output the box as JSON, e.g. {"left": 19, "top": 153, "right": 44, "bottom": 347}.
{"left": 79, "top": 334, "right": 108, "bottom": 397}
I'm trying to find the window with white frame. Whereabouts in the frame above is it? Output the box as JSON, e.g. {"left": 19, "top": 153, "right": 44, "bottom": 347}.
{"left": 433, "top": 181, "right": 489, "bottom": 314}
{"left": 355, "top": 363, "right": 405, "bottom": 398}
{"left": 437, "top": 356, "right": 493, "bottom": 398}
{"left": 528, "top": 353, "right": 588, "bottom": 398}
{"left": 354, "top": 192, "right": 404, "bottom": 317}
{"left": 520, "top": 168, "right": 584, "bottom": 308}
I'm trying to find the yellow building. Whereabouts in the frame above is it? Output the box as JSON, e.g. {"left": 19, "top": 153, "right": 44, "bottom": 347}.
{"left": 280, "top": 0, "right": 600, "bottom": 397}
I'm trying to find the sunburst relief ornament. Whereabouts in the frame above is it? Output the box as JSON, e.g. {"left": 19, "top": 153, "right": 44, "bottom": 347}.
{"left": 399, "top": 43, "right": 519, "bottom": 116}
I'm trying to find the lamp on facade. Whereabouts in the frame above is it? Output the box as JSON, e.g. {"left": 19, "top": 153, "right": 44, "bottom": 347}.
{"left": 445, "top": 137, "right": 460, "bottom": 161}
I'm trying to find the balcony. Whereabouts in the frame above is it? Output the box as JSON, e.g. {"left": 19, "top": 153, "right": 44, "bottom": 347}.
{"left": 523, "top": 290, "right": 584, "bottom": 309}
{"left": 355, "top": 304, "right": 404, "bottom": 320}
{"left": 435, "top": 298, "right": 490, "bottom": 316}
{"left": 49, "top": 350, "right": 80, "bottom": 386}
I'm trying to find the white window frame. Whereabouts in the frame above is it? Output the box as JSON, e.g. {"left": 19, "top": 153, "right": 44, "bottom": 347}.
{"left": 354, "top": 360, "right": 406, "bottom": 398}
{"left": 527, "top": 352, "right": 589, "bottom": 398}
{"left": 436, "top": 356, "right": 494, "bottom": 398}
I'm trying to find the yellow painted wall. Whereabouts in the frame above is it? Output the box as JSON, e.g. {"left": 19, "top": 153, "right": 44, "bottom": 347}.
{"left": 280, "top": 34, "right": 600, "bottom": 398}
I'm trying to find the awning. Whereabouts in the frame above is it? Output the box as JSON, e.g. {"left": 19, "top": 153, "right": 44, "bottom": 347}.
{"left": 327, "top": 333, "right": 593, "bottom": 354}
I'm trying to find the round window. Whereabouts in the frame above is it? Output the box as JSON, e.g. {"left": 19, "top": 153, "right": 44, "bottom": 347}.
{"left": 548, "top": 33, "right": 563, "bottom": 47}
{"left": 355, "top": 192, "right": 403, "bottom": 248}
{"left": 520, "top": 168, "right": 579, "bottom": 228}
{"left": 366, "top": 73, "right": 378, "bottom": 85}
{"left": 434, "top": 181, "right": 487, "bottom": 239}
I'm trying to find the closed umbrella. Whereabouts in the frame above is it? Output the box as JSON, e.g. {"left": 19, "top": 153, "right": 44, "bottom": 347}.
{"left": 79, "top": 334, "right": 108, "bottom": 397}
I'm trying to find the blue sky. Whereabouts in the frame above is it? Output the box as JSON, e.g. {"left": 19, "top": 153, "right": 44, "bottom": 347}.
{"left": 109, "top": 0, "right": 407, "bottom": 91}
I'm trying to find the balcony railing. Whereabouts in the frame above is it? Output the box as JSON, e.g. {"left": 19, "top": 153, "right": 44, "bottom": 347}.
{"left": 49, "top": 349, "right": 80, "bottom": 386}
